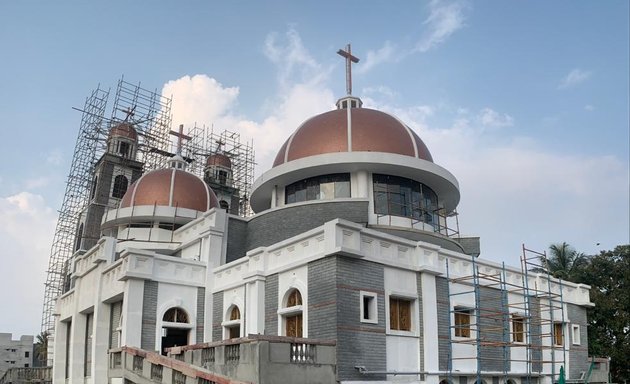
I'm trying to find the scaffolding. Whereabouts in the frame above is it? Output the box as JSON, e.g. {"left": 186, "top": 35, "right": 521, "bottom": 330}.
{"left": 41, "top": 78, "right": 172, "bottom": 335}
{"left": 180, "top": 124, "right": 256, "bottom": 217}
{"left": 444, "top": 244, "right": 567, "bottom": 384}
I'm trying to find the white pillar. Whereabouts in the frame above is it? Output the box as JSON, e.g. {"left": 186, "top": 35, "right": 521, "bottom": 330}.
{"left": 121, "top": 279, "right": 144, "bottom": 348}
{"left": 355, "top": 170, "right": 369, "bottom": 198}
{"left": 245, "top": 277, "right": 266, "bottom": 335}
{"left": 91, "top": 301, "right": 111, "bottom": 383}
{"left": 421, "top": 272, "right": 440, "bottom": 383}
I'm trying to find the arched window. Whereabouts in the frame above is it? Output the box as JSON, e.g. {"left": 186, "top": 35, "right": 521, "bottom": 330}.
{"left": 74, "top": 223, "right": 84, "bottom": 251}
{"left": 219, "top": 200, "right": 229, "bottom": 211}
{"left": 281, "top": 289, "right": 303, "bottom": 337}
{"left": 90, "top": 176, "right": 98, "bottom": 200}
{"left": 223, "top": 305, "right": 241, "bottom": 339}
{"left": 161, "top": 307, "right": 190, "bottom": 355}
{"left": 112, "top": 175, "right": 128, "bottom": 199}
{"left": 162, "top": 307, "right": 188, "bottom": 323}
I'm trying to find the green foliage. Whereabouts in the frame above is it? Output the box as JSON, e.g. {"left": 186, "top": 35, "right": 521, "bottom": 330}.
{"left": 535, "top": 242, "right": 587, "bottom": 282}
{"left": 34, "top": 331, "right": 48, "bottom": 365}
{"left": 574, "top": 245, "right": 629, "bottom": 383}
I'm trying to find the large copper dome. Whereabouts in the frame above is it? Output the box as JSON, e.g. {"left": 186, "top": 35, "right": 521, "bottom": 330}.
{"left": 120, "top": 168, "right": 219, "bottom": 212}
{"left": 273, "top": 108, "right": 433, "bottom": 167}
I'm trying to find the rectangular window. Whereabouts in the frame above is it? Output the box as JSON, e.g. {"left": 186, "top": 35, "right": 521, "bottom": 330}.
{"left": 554, "top": 322, "right": 564, "bottom": 346}
{"left": 360, "top": 291, "right": 378, "bottom": 324}
{"left": 25, "top": 351, "right": 29, "bottom": 358}
{"left": 454, "top": 307, "right": 472, "bottom": 338}
{"left": 572, "top": 324, "right": 581, "bottom": 345}
{"left": 512, "top": 314, "right": 525, "bottom": 343}
{"left": 389, "top": 297, "right": 412, "bottom": 331}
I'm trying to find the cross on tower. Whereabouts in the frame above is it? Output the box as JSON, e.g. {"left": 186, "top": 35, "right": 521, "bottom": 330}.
{"left": 121, "top": 106, "right": 136, "bottom": 122}
{"left": 169, "top": 124, "right": 192, "bottom": 156}
{"left": 337, "top": 44, "right": 360, "bottom": 95}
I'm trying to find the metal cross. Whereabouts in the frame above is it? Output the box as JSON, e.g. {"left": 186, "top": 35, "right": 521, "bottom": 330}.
{"left": 337, "top": 44, "right": 360, "bottom": 95}
{"left": 169, "top": 124, "right": 192, "bottom": 155}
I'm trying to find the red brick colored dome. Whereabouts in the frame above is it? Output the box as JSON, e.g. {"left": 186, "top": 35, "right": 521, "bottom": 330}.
{"left": 120, "top": 168, "right": 219, "bottom": 212}
{"left": 273, "top": 108, "right": 433, "bottom": 167}
{"left": 206, "top": 153, "right": 232, "bottom": 168}
{"left": 108, "top": 122, "right": 138, "bottom": 141}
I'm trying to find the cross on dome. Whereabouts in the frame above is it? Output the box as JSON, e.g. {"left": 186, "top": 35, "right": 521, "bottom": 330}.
{"left": 169, "top": 124, "right": 192, "bottom": 156}
{"left": 168, "top": 124, "right": 192, "bottom": 170}
{"left": 337, "top": 44, "right": 360, "bottom": 96}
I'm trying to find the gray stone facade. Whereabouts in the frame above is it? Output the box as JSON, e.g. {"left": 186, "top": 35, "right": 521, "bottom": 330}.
{"left": 82, "top": 154, "right": 143, "bottom": 250}
{"left": 529, "top": 297, "right": 542, "bottom": 373}
{"left": 196, "top": 288, "right": 205, "bottom": 344}
{"left": 416, "top": 273, "right": 424, "bottom": 371}
{"left": 140, "top": 280, "right": 156, "bottom": 351}
{"left": 306, "top": 256, "right": 387, "bottom": 382}
{"left": 264, "top": 274, "right": 279, "bottom": 336}
{"left": 308, "top": 257, "right": 337, "bottom": 341}
{"left": 226, "top": 217, "right": 248, "bottom": 263}
{"left": 567, "top": 304, "right": 589, "bottom": 379}
{"left": 226, "top": 201, "right": 368, "bottom": 261}
{"left": 478, "top": 286, "right": 510, "bottom": 371}
{"left": 436, "top": 276, "right": 450, "bottom": 371}
{"left": 212, "top": 292, "right": 223, "bottom": 342}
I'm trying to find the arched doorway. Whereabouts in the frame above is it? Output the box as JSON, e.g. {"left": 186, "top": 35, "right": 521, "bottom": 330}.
{"left": 161, "top": 307, "right": 190, "bottom": 355}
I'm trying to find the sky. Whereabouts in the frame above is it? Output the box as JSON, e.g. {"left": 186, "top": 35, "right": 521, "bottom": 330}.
{"left": 0, "top": 1, "right": 628, "bottom": 338}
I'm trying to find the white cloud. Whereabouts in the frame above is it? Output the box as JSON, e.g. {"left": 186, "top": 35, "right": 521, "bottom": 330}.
{"left": 24, "top": 177, "right": 51, "bottom": 190}
{"left": 0, "top": 192, "right": 57, "bottom": 336}
{"left": 416, "top": 0, "right": 468, "bottom": 53}
{"left": 162, "top": 29, "right": 335, "bottom": 174}
{"left": 163, "top": 75, "right": 240, "bottom": 129}
{"left": 558, "top": 68, "right": 591, "bottom": 89}
{"left": 45, "top": 149, "right": 63, "bottom": 166}
{"left": 356, "top": 41, "right": 398, "bottom": 74}
{"left": 263, "top": 27, "right": 325, "bottom": 91}
{"left": 367, "top": 100, "right": 629, "bottom": 265}
{"left": 478, "top": 107, "right": 514, "bottom": 128}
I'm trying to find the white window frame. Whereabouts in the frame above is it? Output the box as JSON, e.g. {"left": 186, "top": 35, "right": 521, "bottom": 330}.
{"left": 571, "top": 324, "right": 581, "bottom": 345}
{"left": 222, "top": 305, "right": 242, "bottom": 340}
{"left": 453, "top": 305, "right": 475, "bottom": 339}
{"left": 553, "top": 322, "right": 565, "bottom": 347}
{"left": 510, "top": 312, "right": 526, "bottom": 344}
{"left": 386, "top": 292, "right": 417, "bottom": 336}
{"left": 360, "top": 291, "right": 378, "bottom": 324}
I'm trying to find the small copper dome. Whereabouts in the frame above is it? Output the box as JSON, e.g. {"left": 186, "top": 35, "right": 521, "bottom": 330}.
{"left": 108, "top": 122, "right": 138, "bottom": 141}
{"left": 273, "top": 108, "right": 432, "bottom": 167}
{"left": 206, "top": 153, "right": 232, "bottom": 168}
{"left": 120, "top": 168, "right": 219, "bottom": 212}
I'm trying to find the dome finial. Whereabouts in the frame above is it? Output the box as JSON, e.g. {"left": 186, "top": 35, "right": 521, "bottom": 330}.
{"left": 337, "top": 43, "right": 360, "bottom": 96}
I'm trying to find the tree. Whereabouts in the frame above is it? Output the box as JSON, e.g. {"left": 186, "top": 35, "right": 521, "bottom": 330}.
{"left": 537, "top": 242, "right": 587, "bottom": 282}
{"left": 574, "top": 245, "right": 629, "bottom": 383}
{"left": 34, "top": 331, "right": 48, "bottom": 366}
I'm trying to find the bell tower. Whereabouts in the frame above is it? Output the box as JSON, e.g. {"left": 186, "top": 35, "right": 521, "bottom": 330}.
{"left": 75, "top": 121, "right": 144, "bottom": 251}
{"left": 204, "top": 140, "right": 240, "bottom": 214}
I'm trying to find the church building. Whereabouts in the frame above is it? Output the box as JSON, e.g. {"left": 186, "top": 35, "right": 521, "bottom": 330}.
{"left": 50, "top": 49, "right": 594, "bottom": 384}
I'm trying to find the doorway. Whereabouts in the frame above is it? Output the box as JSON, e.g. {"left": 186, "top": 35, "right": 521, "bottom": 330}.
{"left": 161, "top": 327, "right": 189, "bottom": 355}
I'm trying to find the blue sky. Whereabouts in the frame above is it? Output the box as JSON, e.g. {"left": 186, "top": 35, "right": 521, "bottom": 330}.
{"left": 0, "top": 1, "right": 628, "bottom": 337}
